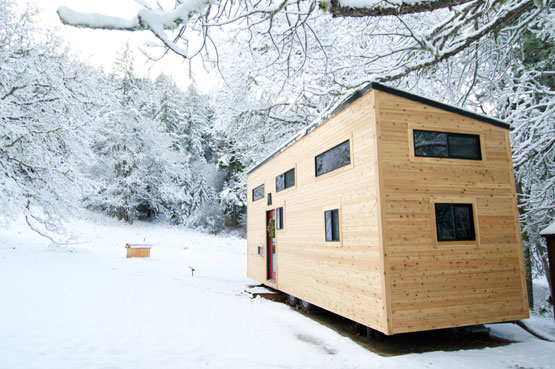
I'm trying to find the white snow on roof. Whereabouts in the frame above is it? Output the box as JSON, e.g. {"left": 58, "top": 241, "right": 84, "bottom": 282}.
{"left": 540, "top": 221, "right": 555, "bottom": 236}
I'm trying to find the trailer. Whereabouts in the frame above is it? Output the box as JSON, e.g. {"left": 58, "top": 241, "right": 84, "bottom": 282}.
{"left": 246, "top": 82, "right": 529, "bottom": 335}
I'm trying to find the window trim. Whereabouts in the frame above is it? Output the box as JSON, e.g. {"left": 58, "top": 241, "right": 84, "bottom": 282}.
{"left": 275, "top": 206, "right": 284, "bottom": 230}
{"left": 413, "top": 129, "right": 482, "bottom": 160}
{"left": 314, "top": 136, "right": 354, "bottom": 180}
{"left": 408, "top": 126, "right": 486, "bottom": 165}
{"left": 323, "top": 204, "right": 342, "bottom": 246}
{"left": 275, "top": 167, "right": 296, "bottom": 193}
{"left": 252, "top": 184, "right": 264, "bottom": 202}
{"left": 430, "top": 197, "right": 479, "bottom": 247}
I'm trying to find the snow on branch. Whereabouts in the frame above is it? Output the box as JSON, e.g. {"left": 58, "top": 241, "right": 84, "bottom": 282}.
{"left": 57, "top": 0, "right": 212, "bottom": 58}
{"left": 57, "top": 7, "right": 141, "bottom": 31}
{"left": 327, "top": 0, "right": 475, "bottom": 17}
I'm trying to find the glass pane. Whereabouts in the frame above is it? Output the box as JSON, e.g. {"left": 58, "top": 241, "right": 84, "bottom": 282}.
{"left": 252, "top": 184, "right": 264, "bottom": 201}
{"left": 435, "top": 204, "right": 456, "bottom": 241}
{"left": 414, "top": 130, "right": 448, "bottom": 158}
{"left": 325, "top": 211, "right": 333, "bottom": 241}
{"left": 448, "top": 134, "right": 481, "bottom": 160}
{"left": 275, "top": 174, "right": 284, "bottom": 192}
{"left": 284, "top": 168, "right": 295, "bottom": 189}
{"left": 276, "top": 207, "right": 283, "bottom": 229}
{"left": 454, "top": 205, "right": 475, "bottom": 240}
{"left": 315, "top": 140, "right": 350, "bottom": 176}
{"left": 331, "top": 209, "right": 340, "bottom": 242}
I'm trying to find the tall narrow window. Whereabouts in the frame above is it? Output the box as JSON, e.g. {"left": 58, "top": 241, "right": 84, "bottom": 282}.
{"left": 414, "top": 130, "right": 481, "bottom": 160}
{"left": 276, "top": 207, "right": 284, "bottom": 230}
{"left": 324, "top": 209, "right": 340, "bottom": 242}
{"left": 252, "top": 184, "right": 264, "bottom": 202}
{"left": 435, "top": 203, "right": 476, "bottom": 241}
{"left": 276, "top": 168, "right": 295, "bottom": 192}
{"left": 315, "top": 140, "right": 351, "bottom": 177}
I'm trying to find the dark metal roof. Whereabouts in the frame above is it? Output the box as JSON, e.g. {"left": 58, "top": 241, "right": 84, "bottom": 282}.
{"left": 247, "top": 82, "right": 510, "bottom": 175}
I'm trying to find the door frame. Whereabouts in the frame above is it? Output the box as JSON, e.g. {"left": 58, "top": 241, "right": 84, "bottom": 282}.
{"left": 266, "top": 209, "right": 276, "bottom": 281}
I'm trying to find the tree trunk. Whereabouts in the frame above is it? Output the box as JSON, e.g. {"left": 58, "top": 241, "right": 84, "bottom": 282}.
{"left": 128, "top": 207, "right": 134, "bottom": 225}
{"left": 232, "top": 204, "right": 237, "bottom": 227}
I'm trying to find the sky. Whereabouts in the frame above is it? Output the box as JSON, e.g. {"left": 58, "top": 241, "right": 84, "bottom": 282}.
{"left": 31, "top": 0, "right": 214, "bottom": 91}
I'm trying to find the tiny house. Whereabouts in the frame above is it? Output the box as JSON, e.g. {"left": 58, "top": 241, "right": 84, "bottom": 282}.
{"left": 246, "top": 82, "right": 529, "bottom": 335}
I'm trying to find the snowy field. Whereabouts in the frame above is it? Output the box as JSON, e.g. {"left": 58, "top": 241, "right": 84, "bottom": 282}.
{"left": 1, "top": 214, "right": 554, "bottom": 369}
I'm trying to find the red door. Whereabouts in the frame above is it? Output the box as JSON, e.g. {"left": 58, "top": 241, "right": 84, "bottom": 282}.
{"left": 267, "top": 210, "right": 276, "bottom": 281}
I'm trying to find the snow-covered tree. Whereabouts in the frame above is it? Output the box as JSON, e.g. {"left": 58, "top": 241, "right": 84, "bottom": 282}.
{"left": 85, "top": 46, "right": 186, "bottom": 224}
{"left": 0, "top": 1, "right": 103, "bottom": 238}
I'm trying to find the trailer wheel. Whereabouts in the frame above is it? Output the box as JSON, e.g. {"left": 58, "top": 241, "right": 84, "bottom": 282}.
{"left": 365, "top": 327, "right": 386, "bottom": 341}
{"left": 299, "top": 299, "right": 314, "bottom": 312}
{"left": 286, "top": 294, "right": 298, "bottom": 306}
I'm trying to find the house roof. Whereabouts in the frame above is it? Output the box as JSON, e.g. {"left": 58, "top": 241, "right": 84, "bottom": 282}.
{"left": 247, "top": 82, "right": 510, "bottom": 175}
{"left": 541, "top": 221, "right": 555, "bottom": 236}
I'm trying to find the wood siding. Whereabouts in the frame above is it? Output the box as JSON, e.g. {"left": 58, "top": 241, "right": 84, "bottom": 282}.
{"left": 247, "top": 91, "right": 387, "bottom": 331}
{"left": 374, "top": 90, "right": 529, "bottom": 334}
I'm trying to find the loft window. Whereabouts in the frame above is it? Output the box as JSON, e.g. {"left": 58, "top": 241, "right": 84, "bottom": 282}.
{"left": 315, "top": 140, "right": 350, "bottom": 177}
{"left": 324, "top": 209, "right": 340, "bottom": 242}
{"left": 252, "top": 184, "right": 264, "bottom": 202}
{"left": 414, "top": 130, "right": 481, "bottom": 160}
{"left": 276, "top": 207, "right": 284, "bottom": 230}
{"left": 276, "top": 168, "right": 295, "bottom": 192}
{"left": 435, "top": 203, "right": 476, "bottom": 241}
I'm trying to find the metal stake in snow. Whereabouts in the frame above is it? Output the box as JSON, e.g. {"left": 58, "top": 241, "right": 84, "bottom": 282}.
{"left": 189, "top": 266, "right": 195, "bottom": 276}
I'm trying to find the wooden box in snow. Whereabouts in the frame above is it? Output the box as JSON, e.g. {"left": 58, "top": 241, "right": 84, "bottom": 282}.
{"left": 125, "top": 243, "right": 152, "bottom": 258}
{"left": 246, "top": 82, "right": 529, "bottom": 335}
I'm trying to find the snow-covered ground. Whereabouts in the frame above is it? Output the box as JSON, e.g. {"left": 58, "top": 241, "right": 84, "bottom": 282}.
{"left": 1, "top": 214, "right": 554, "bottom": 369}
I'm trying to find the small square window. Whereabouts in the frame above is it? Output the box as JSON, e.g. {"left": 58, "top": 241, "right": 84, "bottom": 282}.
{"left": 324, "top": 209, "right": 340, "bottom": 242}
{"left": 435, "top": 203, "right": 475, "bottom": 241}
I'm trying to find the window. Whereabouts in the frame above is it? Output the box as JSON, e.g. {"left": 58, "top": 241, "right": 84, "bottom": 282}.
{"left": 276, "top": 207, "right": 283, "bottom": 230}
{"left": 435, "top": 203, "right": 476, "bottom": 241}
{"left": 315, "top": 140, "right": 350, "bottom": 177}
{"left": 324, "top": 209, "right": 340, "bottom": 242}
{"left": 252, "top": 184, "right": 264, "bottom": 202}
{"left": 414, "top": 130, "right": 481, "bottom": 160}
{"left": 276, "top": 168, "right": 295, "bottom": 192}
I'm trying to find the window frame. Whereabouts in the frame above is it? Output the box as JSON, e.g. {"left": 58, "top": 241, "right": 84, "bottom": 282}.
{"left": 275, "top": 168, "right": 296, "bottom": 193}
{"left": 315, "top": 139, "right": 352, "bottom": 177}
{"left": 430, "top": 197, "right": 479, "bottom": 247}
{"left": 275, "top": 206, "right": 284, "bottom": 230}
{"left": 323, "top": 205, "right": 342, "bottom": 246}
{"left": 413, "top": 129, "right": 482, "bottom": 161}
{"left": 252, "top": 184, "right": 264, "bottom": 202}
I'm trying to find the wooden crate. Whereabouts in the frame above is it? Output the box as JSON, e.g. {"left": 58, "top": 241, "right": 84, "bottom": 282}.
{"left": 125, "top": 243, "right": 152, "bottom": 258}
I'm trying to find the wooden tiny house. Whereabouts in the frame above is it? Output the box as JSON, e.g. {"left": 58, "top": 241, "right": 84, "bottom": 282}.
{"left": 246, "top": 83, "right": 529, "bottom": 335}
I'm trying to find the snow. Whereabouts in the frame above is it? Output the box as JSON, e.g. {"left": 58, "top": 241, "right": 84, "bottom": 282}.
{"left": 57, "top": 6, "right": 139, "bottom": 30}
{"left": 338, "top": 0, "right": 421, "bottom": 9}
{"left": 540, "top": 220, "right": 555, "bottom": 235}
{"left": 1, "top": 214, "right": 554, "bottom": 369}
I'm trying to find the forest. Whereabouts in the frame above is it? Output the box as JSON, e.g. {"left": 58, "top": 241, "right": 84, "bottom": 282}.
{"left": 1, "top": 0, "right": 553, "bottom": 312}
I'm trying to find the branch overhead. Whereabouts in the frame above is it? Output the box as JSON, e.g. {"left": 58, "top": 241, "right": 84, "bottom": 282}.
{"left": 326, "top": 0, "right": 475, "bottom": 17}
